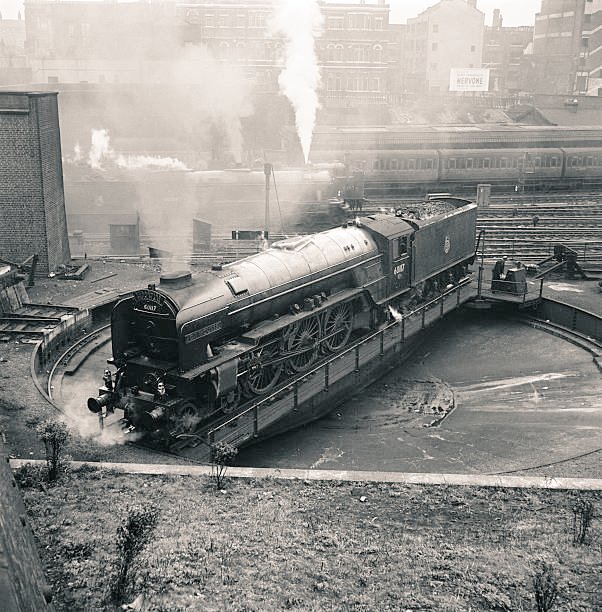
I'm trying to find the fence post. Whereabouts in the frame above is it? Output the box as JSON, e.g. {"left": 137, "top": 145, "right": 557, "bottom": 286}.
{"left": 324, "top": 363, "right": 329, "bottom": 390}
{"left": 355, "top": 345, "right": 360, "bottom": 372}
{"left": 421, "top": 307, "right": 426, "bottom": 329}
{"left": 380, "top": 330, "right": 384, "bottom": 357}
{"left": 253, "top": 405, "right": 258, "bottom": 438}
{"left": 293, "top": 383, "right": 298, "bottom": 411}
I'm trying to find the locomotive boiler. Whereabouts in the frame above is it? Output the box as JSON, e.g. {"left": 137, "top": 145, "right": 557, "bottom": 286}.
{"left": 89, "top": 199, "right": 478, "bottom": 442}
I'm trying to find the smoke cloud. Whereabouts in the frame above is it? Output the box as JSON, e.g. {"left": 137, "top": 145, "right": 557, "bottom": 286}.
{"left": 270, "top": 0, "right": 323, "bottom": 163}
{"left": 86, "top": 128, "right": 189, "bottom": 171}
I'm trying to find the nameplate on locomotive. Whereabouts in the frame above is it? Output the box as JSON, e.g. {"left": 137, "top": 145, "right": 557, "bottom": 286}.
{"left": 133, "top": 290, "right": 169, "bottom": 315}
{"left": 184, "top": 321, "right": 223, "bottom": 344}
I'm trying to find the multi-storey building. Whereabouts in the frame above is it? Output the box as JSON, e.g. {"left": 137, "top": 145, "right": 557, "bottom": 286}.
{"left": 0, "top": 15, "right": 30, "bottom": 85}
{"left": 24, "top": 0, "right": 179, "bottom": 83}
{"left": 318, "top": 0, "right": 391, "bottom": 104}
{"left": 403, "top": 0, "right": 484, "bottom": 94}
{"left": 528, "top": 0, "right": 602, "bottom": 95}
{"left": 24, "top": 0, "right": 396, "bottom": 103}
{"left": 578, "top": 0, "right": 602, "bottom": 95}
{"left": 483, "top": 10, "right": 533, "bottom": 94}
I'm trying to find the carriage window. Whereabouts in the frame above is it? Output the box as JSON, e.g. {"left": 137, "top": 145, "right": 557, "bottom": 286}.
{"left": 483, "top": 158, "right": 490, "bottom": 168}
{"left": 408, "top": 159, "right": 416, "bottom": 170}
{"left": 587, "top": 156, "right": 593, "bottom": 166}
{"left": 534, "top": 157, "right": 541, "bottom": 167}
{"left": 465, "top": 158, "right": 473, "bottom": 169}
{"left": 391, "top": 159, "right": 398, "bottom": 170}
{"left": 425, "top": 159, "right": 433, "bottom": 169}
{"left": 373, "top": 160, "right": 379, "bottom": 170}
{"left": 550, "top": 157, "right": 557, "bottom": 167}
{"left": 448, "top": 158, "right": 456, "bottom": 169}
{"left": 500, "top": 158, "right": 507, "bottom": 169}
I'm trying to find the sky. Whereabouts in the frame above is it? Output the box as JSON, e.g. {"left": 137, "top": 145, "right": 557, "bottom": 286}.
{"left": 0, "top": 0, "right": 542, "bottom": 27}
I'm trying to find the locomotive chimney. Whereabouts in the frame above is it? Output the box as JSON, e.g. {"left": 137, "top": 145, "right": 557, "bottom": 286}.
{"left": 159, "top": 270, "right": 192, "bottom": 289}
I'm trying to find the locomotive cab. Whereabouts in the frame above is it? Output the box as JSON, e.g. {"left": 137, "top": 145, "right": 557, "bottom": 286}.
{"left": 358, "top": 214, "right": 415, "bottom": 301}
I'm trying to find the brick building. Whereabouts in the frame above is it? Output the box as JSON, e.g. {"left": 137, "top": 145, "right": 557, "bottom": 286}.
{"left": 483, "top": 10, "right": 533, "bottom": 94}
{"left": 403, "top": 0, "right": 485, "bottom": 93}
{"left": 24, "top": 0, "right": 398, "bottom": 102}
{"left": 0, "top": 91, "right": 71, "bottom": 273}
{"left": 526, "top": 0, "right": 602, "bottom": 95}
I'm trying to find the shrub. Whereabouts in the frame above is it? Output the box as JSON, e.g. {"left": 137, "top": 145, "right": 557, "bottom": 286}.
{"left": 109, "top": 504, "right": 160, "bottom": 604}
{"left": 572, "top": 498, "right": 594, "bottom": 545}
{"left": 36, "top": 419, "right": 70, "bottom": 482}
{"left": 210, "top": 441, "right": 238, "bottom": 490}
{"left": 533, "top": 562, "right": 559, "bottom": 612}
{"left": 13, "top": 462, "right": 46, "bottom": 489}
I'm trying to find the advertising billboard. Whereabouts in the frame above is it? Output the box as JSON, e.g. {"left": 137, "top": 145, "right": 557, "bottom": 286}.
{"left": 449, "top": 68, "right": 490, "bottom": 92}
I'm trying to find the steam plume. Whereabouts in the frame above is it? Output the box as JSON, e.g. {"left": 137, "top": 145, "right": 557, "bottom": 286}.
{"left": 87, "top": 128, "right": 189, "bottom": 170}
{"left": 270, "top": 0, "right": 323, "bottom": 163}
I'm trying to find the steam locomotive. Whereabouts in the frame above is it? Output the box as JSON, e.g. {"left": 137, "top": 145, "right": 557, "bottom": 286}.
{"left": 88, "top": 199, "right": 478, "bottom": 442}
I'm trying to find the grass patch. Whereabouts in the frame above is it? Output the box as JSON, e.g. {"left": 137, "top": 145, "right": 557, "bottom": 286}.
{"left": 19, "top": 473, "right": 600, "bottom": 611}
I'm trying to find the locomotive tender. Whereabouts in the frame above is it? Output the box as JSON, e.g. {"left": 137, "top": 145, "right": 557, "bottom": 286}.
{"left": 89, "top": 200, "right": 477, "bottom": 442}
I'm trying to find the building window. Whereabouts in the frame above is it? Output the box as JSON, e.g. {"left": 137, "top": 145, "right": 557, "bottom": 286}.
{"left": 205, "top": 14, "right": 215, "bottom": 27}
{"left": 375, "top": 17, "right": 384, "bottom": 30}
{"left": 471, "top": 45, "right": 476, "bottom": 52}
{"left": 432, "top": 42, "right": 438, "bottom": 51}
{"left": 432, "top": 24, "right": 438, "bottom": 33}
{"left": 430, "top": 63, "right": 437, "bottom": 70}
{"left": 373, "top": 44, "right": 383, "bottom": 62}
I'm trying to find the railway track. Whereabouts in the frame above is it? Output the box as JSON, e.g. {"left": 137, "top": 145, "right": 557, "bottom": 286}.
{"left": 0, "top": 304, "right": 80, "bottom": 336}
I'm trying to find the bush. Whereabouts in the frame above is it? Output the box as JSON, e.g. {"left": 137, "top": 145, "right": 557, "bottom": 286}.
{"left": 36, "top": 419, "right": 70, "bottom": 482}
{"left": 13, "top": 462, "right": 46, "bottom": 489}
{"left": 572, "top": 498, "right": 594, "bottom": 545}
{"left": 210, "top": 441, "right": 238, "bottom": 490}
{"left": 533, "top": 562, "right": 559, "bottom": 612}
{"left": 109, "top": 504, "right": 160, "bottom": 604}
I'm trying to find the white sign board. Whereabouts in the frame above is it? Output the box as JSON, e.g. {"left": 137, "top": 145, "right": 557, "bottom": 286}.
{"left": 449, "top": 68, "right": 490, "bottom": 92}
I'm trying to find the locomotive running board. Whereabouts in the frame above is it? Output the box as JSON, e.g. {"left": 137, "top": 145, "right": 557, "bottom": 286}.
{"left": 239, "top": 287, "right": 365, "bottom": 342}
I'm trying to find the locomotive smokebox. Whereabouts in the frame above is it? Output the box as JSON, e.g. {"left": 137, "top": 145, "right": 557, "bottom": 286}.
{"left": 159, "top": 270, "right": 192, "bottom": 290}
